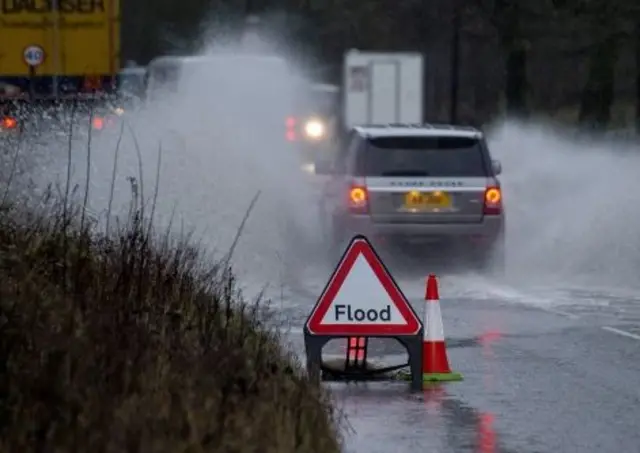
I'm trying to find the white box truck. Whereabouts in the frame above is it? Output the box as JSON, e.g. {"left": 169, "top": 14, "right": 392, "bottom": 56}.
{"left": 342, "top": 50, "right": 424, "bottom": 128}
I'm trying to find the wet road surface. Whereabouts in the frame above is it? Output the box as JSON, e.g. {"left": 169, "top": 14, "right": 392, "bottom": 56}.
{"left": 279, "top": 278, "right": 640, "bottom": 453}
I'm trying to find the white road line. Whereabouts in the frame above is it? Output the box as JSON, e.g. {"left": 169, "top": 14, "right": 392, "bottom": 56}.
{"left": 601, "top": 326, "right": 640, "bottom": 341}
{"left": 535, "top": 306, "right": 581, "bottom": 319}
{"left": 536, "top": 307, "right": 640, "bottom": 342}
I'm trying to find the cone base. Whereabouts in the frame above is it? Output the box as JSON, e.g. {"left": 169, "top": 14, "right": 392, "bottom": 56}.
{"left": 392, "top": 370, "right": 412, "bottom": 381}
{"left": 423, "top": 371, "right": 463, "bottom": 382}
{"left": 393, "top": 370, "right": 464, "bottom": 383}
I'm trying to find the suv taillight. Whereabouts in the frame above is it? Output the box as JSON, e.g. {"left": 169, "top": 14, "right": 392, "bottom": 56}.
{"left": 347, "top": 183, "right": 369, "bottom": 214}
{"left": 483, "top": 186, "right": 502, "bottom": 215}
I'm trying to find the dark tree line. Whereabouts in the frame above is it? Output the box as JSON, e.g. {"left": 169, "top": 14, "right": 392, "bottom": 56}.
{"left": 121, "top": 0, "right": 640, "bottom": 130}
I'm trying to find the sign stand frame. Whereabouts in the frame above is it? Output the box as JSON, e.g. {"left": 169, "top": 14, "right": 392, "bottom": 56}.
{"left": 303, "top": 331, "right": 424, "bottom": 391}
{"left": 303, "top": 234, "right": 424, "bottom": 391}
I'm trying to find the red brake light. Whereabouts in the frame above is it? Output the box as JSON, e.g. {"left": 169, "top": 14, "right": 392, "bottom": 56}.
{"left": 1, "top": 116, "right": 17, "bottom": 129}
{"left": 285, "top": 116, "right": 297, "bottom": 141}
{"left": 347, "top": 184, "right": 369, "bottom": 214}
{"left": 92, "top": 117, "right": 104, "bottom": 130}
{"left": 483, "top": 186, "right": 502, "bottom": 215}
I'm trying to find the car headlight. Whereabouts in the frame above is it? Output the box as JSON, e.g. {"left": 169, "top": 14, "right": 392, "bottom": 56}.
{"left": 304, "top": 118, "right": 326, "bottom": 139}
{"left": 113, "top": 107, "right": 125, "bottom": 116}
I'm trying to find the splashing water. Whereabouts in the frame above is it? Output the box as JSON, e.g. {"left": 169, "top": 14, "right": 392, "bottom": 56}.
{"left": 393, "top": 120, "right": 640, "bottom": 307}
{"left": 25, "top": 21, "right": 326, "bottom": 301}
{"left": 491, "top": 121, "right": 640, "bottom": 290}
{"left": 15, "top": 22, "right": 640, "bottom": 308}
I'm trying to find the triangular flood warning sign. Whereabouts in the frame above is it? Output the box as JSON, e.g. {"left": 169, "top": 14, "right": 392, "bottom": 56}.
{"left": 305, "top": 235, "right": 422, "bottom": 336}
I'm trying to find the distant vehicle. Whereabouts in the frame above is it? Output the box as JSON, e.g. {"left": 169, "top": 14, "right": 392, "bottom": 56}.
{"left": 314, "top": 123, "right": 505, "bottom": 271}
{"left": 342, "top": 51, "right": 424, "bottom": 130}
{"left": 144, "top": 54, "right": 298, "bottom": 146}
{"left": 0, "top": 0, "right": 120, "bottom": 99}
{"left": 289, "top": 82, "right": 340, "bottom": 162}
{"left": 87, "top": 66, "right": 147, "bottom": 133}
{"left": 0, "top": 0, "right": 121, "bottom": 134}
{"left": 300, "top": 50, "right": 424, "bottom": 169}
{"left": 117, "top": 66, "right": 147, "bottom": 101}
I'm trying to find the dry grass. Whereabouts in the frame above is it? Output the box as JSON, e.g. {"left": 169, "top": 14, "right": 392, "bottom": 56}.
{"left": 0, "top": 115, "right": 342, "bottom": 453}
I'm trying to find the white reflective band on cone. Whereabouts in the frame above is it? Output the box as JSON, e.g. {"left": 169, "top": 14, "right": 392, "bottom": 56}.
{"left": 425, "top": 300, "right": 445, "bottom": 341}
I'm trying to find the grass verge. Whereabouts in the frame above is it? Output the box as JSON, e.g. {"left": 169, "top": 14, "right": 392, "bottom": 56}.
{"left": 0, "top": 182, "right": 342, "bottom": 452}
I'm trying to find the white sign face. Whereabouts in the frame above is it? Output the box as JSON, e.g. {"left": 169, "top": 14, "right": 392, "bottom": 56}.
{"left": 23, "top": 45, "right": 45, "bottom": 67}
{"left": 318, "top": 254, "right": 406, "bottom": 325}
{"left": 305, "top": 236, "right": 421, "bottom": 336}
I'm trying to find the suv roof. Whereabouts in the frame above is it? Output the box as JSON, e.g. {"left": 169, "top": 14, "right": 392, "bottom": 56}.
{"left": 340, "top": 123, "right": 495, "bottom": 179}
{"left": 353, "top": 123, "right": 483, "bottom": 139}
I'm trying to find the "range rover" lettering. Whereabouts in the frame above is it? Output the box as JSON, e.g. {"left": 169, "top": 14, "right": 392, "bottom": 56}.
{"left": 1, "top": 0, "right": 105, "bottom": 14}
{"left": 389, "top": 180, "right": 463, "bottom": 187}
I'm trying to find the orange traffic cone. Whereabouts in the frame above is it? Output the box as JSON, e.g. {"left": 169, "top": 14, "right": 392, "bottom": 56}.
{"left": 422, "top": 274, "right": 463, "bottom": 382}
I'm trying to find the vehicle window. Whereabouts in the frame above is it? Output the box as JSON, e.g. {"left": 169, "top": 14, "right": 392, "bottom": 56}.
{"left": 345, "top": 136, "right": 364, "bottom": 173}
{"left": 117, "top": 72, "right": 145, "bottom": 98}
{"left": 359, "top": 136, "right": 487, "bottom": 177}
{"left": 334, "top": 132, "right": 358, "bottom": 174}
{"left": 147, "top": 64, "right": 181, "bottom": 99}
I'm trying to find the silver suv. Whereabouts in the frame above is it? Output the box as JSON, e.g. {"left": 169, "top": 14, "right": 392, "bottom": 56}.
{"left": 314, "top": 123, "right": 505, "bottom": 271}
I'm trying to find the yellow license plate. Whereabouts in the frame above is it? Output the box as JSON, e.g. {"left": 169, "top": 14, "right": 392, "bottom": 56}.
{"left": 403, "top": 190, "right": 451, "bottom": 211}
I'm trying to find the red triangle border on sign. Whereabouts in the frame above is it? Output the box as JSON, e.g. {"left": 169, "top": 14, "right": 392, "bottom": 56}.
{"left": 305, "top": 236, "right": 421, "bottom": 336}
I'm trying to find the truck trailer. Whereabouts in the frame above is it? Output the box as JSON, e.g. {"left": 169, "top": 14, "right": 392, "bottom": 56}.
{"left": 342, "top": 50, "right": 424, "bottom": 128}
{"left": 0, "top": 0, "right": 120, "bottom": 99}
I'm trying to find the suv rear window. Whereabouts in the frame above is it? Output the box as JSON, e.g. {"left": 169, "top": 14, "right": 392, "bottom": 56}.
{"left": 357, "top": 136, "right": 488, "bottom": 177}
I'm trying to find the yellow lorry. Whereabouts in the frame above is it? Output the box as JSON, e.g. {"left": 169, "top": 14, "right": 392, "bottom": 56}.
{"left": 0, "top": 0, "right": 120, "bottom": 98}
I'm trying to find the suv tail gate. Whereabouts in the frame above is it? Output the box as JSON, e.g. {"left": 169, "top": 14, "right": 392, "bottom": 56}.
{"left": 358, "top": 135, "right": 491, "bottom": 224}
